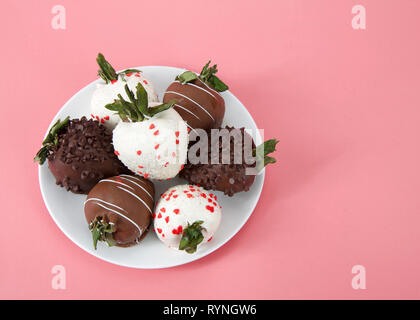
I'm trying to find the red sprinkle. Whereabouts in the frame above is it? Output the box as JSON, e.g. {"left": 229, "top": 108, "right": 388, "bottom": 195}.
{"left": 144, "top": 173, "right": 149, "bottom": 179}
{"left": 91, "top": 114, "right": 94, "bottom": 118}
{"left": 152, "top": 213, "right": 156, "bottom": 219}
{"left": 104, "top": 116, "right": 110, "bottom": 120}
{"left": 126, "top": 72, "right": 133, "bottom": 77}
{"left": 172, "top": 152, "right": 176, "bottom": 158}
{"left": 200, "top": 193, "right": 207, "bottom": 198}
{"left": 143, "top": 80, "right": 148, "bottom": 85}
{"left": 173, "top": 209, "right": 180, "bottom": 214}
{"left": 137, "top": 171, "right": 143, "bottom": 175}
{"left": 187, "top": 194, "right": 193, "bottom": 198}
{"left": 96, "top": 116, "right": 99, "bottom": 120}
{"left": 208, "top": 237, "right": 213, "bottom": 242}
{"left": 155, "top": 144, "right": 160, "bottom": 150}
{"left": 157, "top": 228, "right": 162, "bottom": 234}
{"left": 175, "top": 131, "right": 179, "bottom": 137}
{"left": 157, "top": 213, "right": 162, "bottom": 218}
{"left": 162, "top": 234, "right": 165, "bottom": 237}
{"left": 164, "top": 162, "right": 169, "bottom": 167}
{"left": 187, "top": 128, "right": 191, "bottom": 133}
{"left": 165, "top": 216, "right": 169, "bottom": 223}
{"left": 160, "top": 208, "right": 166, "bottom": 213}
{"left": 101, "top": 118, "right": 104, "bottom": 124}
{"left": 138, "top": 165, "right": 143, "bottom": 168}
{"left": 114, "top": 151, "right": 120, "bottom": 156}
{"left": 111, "top": 80, "right": 117, "bottom": 84}
{"left": 176, "top": 139, "right": 179, "bottom": 145}
{"left": 137, "top": 150, "right": 142, "bottom": 156}
{"left": 173, "top": 195, "right": 178, "bottom": 199}
{"left": 149, "top": 123, "right": 155, "bottom": 129}
{"left": 172, "top": 225, "right": 183, "bottom": 235}
{"left": 154, "top": 130, "right": 159, "bottom": 136}
{"left": 206, "top": 205, "right": 214, "bottom": 213}
{"left": 135, "top": 74, "right": 140, "bottom": 77}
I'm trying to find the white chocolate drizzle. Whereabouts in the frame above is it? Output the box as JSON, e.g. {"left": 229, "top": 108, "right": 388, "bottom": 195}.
{"left": 164, "top": 91, "right": 215, "bottom": 121}
{"left": 180, "top": 81, "right": 217, "bottom": 100}
{"left": 98, "top": 179, "right": 134, "bottom": 190}
{"left": 117, "top": 186, "right": 153, "bottom": 214}
{"left": 119, "top": 176, "right": 153, "bottom": 200}
{"left": 84, "top": 198, "right": 143, "bottom": 236}
{"left": 174, "top": 104, "right": 200, "bottom": 120}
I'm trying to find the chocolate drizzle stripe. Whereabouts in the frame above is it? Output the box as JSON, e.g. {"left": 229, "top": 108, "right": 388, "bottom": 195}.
{"left": 201, "top": 80, "right": 223, "bottom": 96}
{"left": 117, "top": 186, "right": 153, "bottom": 214}
{"left": 99, "top": 179, "right": 135, "bottom": 190}
{"left": 119, "top": 174, "right": 147, "bottom": 185}
{"left": 179, "top": 81, "right": 218, "bottom": 100}
{"left": 174, "top": 104, "right": 201, "bottom": 120}
{"left": 119, "top": 177, "right": 153, "bottom": 200}
{"left": 84, "top": 197, "right": 127, "bottom": 213}
{"left": 164, "top": 91, "right": 215, "bottom": 121}
{"left": 90, "top": 201, "right": 143, "bottom": 236}
{"left": 186, "top": 123, "right": 198, "bottom": 135}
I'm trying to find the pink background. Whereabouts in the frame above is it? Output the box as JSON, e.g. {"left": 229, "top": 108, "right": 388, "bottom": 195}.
{"left": 1, "top": 0, "right": 419, "bottom": 299}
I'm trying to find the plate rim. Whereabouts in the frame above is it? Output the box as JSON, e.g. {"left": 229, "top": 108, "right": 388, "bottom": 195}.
{"left": 38, "top": 65, "right": 265, "bottom": 269}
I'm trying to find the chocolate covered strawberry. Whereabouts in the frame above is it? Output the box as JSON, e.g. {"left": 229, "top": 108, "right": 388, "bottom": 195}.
{"left": 180, "top": 127, "right": 279, "bottom": 196}
{"left": 154, "top": 184, "right": 222, "bottom": 253}
{"left": 163, "top": 61, "right": 228, "bottom": 131}
{"left": 91, "top": 53, "right": 158, "bottom": 129}
{"left": 107, "top": 83, "right": 189, "bottom": 180}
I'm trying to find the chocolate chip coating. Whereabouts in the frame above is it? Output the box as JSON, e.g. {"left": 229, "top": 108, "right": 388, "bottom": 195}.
{"left": 47, "top": 117, "right": 130, "bottom": 194}
{"left": 180, "top": 127, "right": 256, "bottom": 196}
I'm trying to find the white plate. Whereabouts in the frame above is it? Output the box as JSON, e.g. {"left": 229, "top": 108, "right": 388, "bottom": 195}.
{"left": 39, "top": 66, "right": 264, "bottom": 269}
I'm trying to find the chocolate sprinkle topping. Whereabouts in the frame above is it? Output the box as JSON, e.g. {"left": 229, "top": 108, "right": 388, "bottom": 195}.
{"left": 47, "top": 117, "right": 130, "bottom": 194}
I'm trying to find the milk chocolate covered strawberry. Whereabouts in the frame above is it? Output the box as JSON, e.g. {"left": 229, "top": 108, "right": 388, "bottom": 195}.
{"left": 84, "top": 175, "right": 155, "bottom": 249}
{"left": 163, "top": 61, "right": 228, "bottom": 131}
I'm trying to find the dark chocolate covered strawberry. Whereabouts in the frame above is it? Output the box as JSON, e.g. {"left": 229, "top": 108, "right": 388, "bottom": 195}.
{"left": 34, "top": 117, "right": 130, "bottom": 194}
{"left": 163, "top": 61, "right": 228, "bottom": 131}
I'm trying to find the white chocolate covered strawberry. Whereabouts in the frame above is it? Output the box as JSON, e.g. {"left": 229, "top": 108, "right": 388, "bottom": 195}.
{"left": 108, "top": 82, "right": 188, "bottom": 180}
{"left": 153, "top": 184, "right": 222, "bottom": 253}
{"left": 90, "top": 53, "right": 158, "bottom": 129}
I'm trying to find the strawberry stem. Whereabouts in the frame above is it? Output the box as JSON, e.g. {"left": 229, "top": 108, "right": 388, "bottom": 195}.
{"left": 179, "top": 221, "right": 205, "bottom": 253}
{"left": 96, "top": 53, "right": 118, "bottom": 84}
{"left": 34, "top": 116, "right": 70, "bottom": 165}
{"left": 88, "top": 216, "right": 116, "bottom": 250}
{"left": 254, "top": 139, "right": 279, "bottom": 172}
{"left": 105, "top": 83, "right": 176, "bottom": 122}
